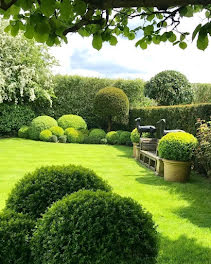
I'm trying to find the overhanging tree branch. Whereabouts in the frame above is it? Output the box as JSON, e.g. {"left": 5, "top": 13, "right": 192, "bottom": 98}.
{"left": 0, "top": 0, "right": 18, "bottom": 10}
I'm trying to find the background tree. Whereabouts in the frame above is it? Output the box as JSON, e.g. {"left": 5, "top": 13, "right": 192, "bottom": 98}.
{"left": 145, "top": 70, "right": 193, "bottom": 105}
{"left": 0, "top": 20, "right": 55, "bottom": 105}
{"left": 0, "top": 0, "right": 210, "bottom": 50}
{"left": 94, "top": 87, "right": 129, "bottom": 131}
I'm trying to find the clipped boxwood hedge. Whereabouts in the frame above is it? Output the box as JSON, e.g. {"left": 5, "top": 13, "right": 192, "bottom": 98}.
{"left": 58, "top": 114, "right": 87, "bottom": 130}
{"left": 31, "top": 190, "right": 158, "bottom": 264}
{"left": 119, "top": 131, "right": 131, "bottom": 145}
{"left": 18, "top": 125, "right": 29, "bottom": 139}
{"left": 106, "top": 131, "right": 120, "bottom": 145}
{"left": 0, "top": 210, "right": 35, "bottom": 264}
{"left": 50, "top": 126, "right": 64, "bottom": 137}
{"left": 65, "top": 128, "right": 84, "bottom": 143}
{"left": 88, "top": 128, "right": 106, "bottom": 144}
{"left": 39, "top": 129, "right": 52, "bottom": 142}
{"left": 5, "top": 164, "right": 112, "bottom": 219}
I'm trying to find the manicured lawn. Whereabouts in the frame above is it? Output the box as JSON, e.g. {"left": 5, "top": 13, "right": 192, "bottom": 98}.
{"left": 0, "top": 138, "right": 211, "bottom": 264}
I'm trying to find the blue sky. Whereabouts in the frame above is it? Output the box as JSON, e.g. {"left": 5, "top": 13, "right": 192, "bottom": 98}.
{"left": 50, "top": 15, "right": 211, "bottom": 83}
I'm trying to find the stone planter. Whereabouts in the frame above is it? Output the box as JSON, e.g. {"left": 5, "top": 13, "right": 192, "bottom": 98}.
{"left": 163, "top": 159, "right": 191, "bottom": 182}
{"left": 132, "top": 143, "right": 139, "bottom": 158}
{"left": 140, "top": 138, "right": 158, "bottom": 151}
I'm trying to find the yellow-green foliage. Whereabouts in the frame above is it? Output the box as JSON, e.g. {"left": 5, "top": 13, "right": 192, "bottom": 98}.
{"left": 18, "top": 126, "right": 29, "bottom": 139}
{"left": 158, "top": 132, "right": 198, "bottom": 161}
{"left": 39, "top": 130, "right": 52, "bottom": 142}
{"left": 65, "top": 128, "right": 84, "bottom": 143}
{"left": 130, "top": 128, "right": 140, "bottom": 143}
{"left": 106, "top": 131, "right": 120, "bottom": 145}
{"left": 58, "top": 114, "right": 87, "bottom": 130}
{"left": 50, "top": 126, "right": 64, "bottom": 137}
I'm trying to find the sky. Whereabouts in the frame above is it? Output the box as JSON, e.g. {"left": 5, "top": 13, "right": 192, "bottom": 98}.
{"left": 50, "top": 14, "right": 211, "bottom": 83}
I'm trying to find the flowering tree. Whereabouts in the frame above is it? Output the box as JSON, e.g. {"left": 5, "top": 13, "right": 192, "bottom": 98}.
{"left": 0, "top": 20, "right": 56, "bottom": 104}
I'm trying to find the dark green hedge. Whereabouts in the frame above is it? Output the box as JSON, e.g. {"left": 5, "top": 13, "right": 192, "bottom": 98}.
{"left": 129, "top": 103, "right": 211, "bottom": 135}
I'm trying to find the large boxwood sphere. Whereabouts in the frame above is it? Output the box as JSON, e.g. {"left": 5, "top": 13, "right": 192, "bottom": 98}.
{"left": 158, "top": 132, "right": 198, "bottom": 161}
{"left": 31, "top": 190, "right": 158, "bottom": 264}
{"left": 5, "top": 165, "right": 112, "bottom": 219}
{"left": 88, "top": 128, "right": 106, "bottom": 144}
{"left": 106, "top": 131, "right": 120, "bottom": 144}
{"left": 50, "top": 126, "right": 64, "bottom": 137}
{"left": 0, "top": 210, "right": 35, "bottom": 264}
{"left": 130, "top": 128, "right": 140, "bottom": 143}
{"left": 119, "top": 131, "right": 131, "bottom": 145}
{"left": 58, "top": 114, "right": 87, "bottom": 130}
{"left": 28, "top": 116, "right": 57, "bottom": 140}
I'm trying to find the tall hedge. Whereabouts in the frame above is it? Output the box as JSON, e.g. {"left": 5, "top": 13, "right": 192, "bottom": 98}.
{"left": 129, "top": 103, "right": 211, "bottom": 135}
{"left": 192, "top": 83, "right": 211, "bottom": 103}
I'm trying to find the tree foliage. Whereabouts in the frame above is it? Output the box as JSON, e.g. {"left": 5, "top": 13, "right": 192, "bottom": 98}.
{"left": 0, "top": 20, "right": 55, "bottom": 104}
{"left": 0, "top": 0, "right": 210, "bottom": 50}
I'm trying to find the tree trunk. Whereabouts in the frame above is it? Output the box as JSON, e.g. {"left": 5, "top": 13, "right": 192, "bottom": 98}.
{"left": 107, "top": 117, "right": 112, "bottom": 132}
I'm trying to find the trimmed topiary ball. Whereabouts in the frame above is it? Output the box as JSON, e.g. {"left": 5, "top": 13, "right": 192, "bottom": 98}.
{"left": 158, "top": 132, "right": 198, "bottom": 161}
{"left": 50, "top": 126, "right": 64, "bottom": 137}
{"left": 39, "top": 130, "right": 52, "bottom": 142}
{"left": 65, "top": 128, "right": 84, "bottom": 143}
{"left": 28, "top": 116, "right": 57, "bottom": 140}
{"left": 106, "top": 131, "right": 120, "bottom": 145}
{"left": 18, "top": 125, "right": 29, "bottom": 139}
{"left": 58, "top": 135, "right": 67, "bottom": 143}
{"left": 88, "top": 128, "right": 106, "bottom": 144}
{"left": 130, "top": 128, "right": 140, "bottom": 143}
{"left": 119, "top": 131, "right": 131, "bottom": 145}
{"left": 94, "top": 87, "right": 129, "bottom": 131}
{"left": 0, "top": 210, "right": 35, "bottom": 264}
{"left": 58, "top": 114, "right": 87, "bottom": 130}
{"left": 31, "top": 190, "right": 158, "bottom": 264}
{"left": 50, "top": 135, "right": 58, "bottom": 143}
{"left": 5, "top": 165, "right": 112, "bottom": 219}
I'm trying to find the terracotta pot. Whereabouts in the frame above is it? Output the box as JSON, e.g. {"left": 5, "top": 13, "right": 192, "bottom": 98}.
{"left": 163, "top": 159, "right": 191, "bottom": 182}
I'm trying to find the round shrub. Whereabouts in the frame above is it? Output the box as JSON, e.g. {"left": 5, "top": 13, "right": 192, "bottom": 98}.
{"left": 94, "top": 87, "right": 129, "bottom": 131}
{"left": 65, "top": 128, "right": 84, "bottom": 143}
{"left": 28, "top": 116, "right": 57, "bottom": 140}
{"left": 88, "top": 128, "right": 106, "bottom": 144}
{"left": 39, "top": 129, "right": 52, "bottom": 142}
{"left": 5, "top": 165, "right": 112, "bottom": 219}
{"left": 50, "top": 135, "right": 58, "bottom": 143}
{"left": 59, "top": 135, "right": 67, "bottom": 143}
{"left": 106, "top": 131, "right": 120, "bottom": 145}
{"left": 145, "top": 70, "right": 193, "bottom": 105}
{"left": 130, "top": 128, "right": 140, "bottom": 143}
{"left": 58, "top": 114, "right": 87, "bottom": 130}
{"left": 49, "top": 126, "right": 64, "bottom": 137}
{"left": 116, "top": 130, "right": 123, "bottom": 136}
{"left": 158, "top": 132, "right": 198, "bottom": 161}
{"left": 119, "top": 131, "right": 131, "bottom": 145}
{"left": 18, "top": 125, "right": 29, "bottom": 139}
{"left": 0, "top": 210, "right": 35, "bottom": 264}
{"left": 101, "top": 138, "right": 107, "bottom": 144}
{"left": 31, "top": 190, "right": 158, "bottom": 264}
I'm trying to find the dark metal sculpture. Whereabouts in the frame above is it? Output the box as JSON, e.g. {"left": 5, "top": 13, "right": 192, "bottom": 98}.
{"left": 135, "top": 118, "right": 156, "bottom": 138}
{"left": 156, "top": 119, "right": 184, "bottom": 139}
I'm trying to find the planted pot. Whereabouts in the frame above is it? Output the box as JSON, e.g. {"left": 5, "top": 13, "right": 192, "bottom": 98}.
{"left": 132, "top": 143, "right": 139, "bottom": 158}
{"left": 163, "top": 159, "right": 191, "bottom": 182}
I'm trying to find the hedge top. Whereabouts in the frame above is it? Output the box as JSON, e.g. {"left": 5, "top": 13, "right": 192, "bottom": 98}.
{"left": 31, "top": 190, "right": 158, "bottom": 264}
{"left": 58, "top": 114, "right": 87, "bottom": 130}
{"left": 158, "top": 132, "right": 198, "bottom": 161}
{"left": 6, "top": 164, "right": 112, "bottom": 219}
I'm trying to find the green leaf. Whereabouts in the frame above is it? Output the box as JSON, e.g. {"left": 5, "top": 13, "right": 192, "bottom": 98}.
{"left": 140, "top": 41, "right": 147, "bottom": 49}
{"left": 192, "top": 24, "right": 202, "bottom": 41}
{"left": 144, "top": 25, "right": 154, "bottom": 35}
{"left": 179, "top": 42, "right": 187, "bottom": 49}
{"left": 60, "top": 0, "right": 73, "bottom": 20}
{"left": 10, "top": 22, "right": 19, "bottom": 37}
{"left": 92, "top": 33, "right": 102, "bottom": 50}
{"left": 4, "top": 25, "right": 11, "bottom": 33}
{"left": 109, "top": 35, "right": 118, "bottom": 46}
{"left": 40, "top": 0, "right": 56, "bottom": 17}
{"left": 24, "top": 24, "right": 34, "bottom": 39}
{"left": 180, "top": 6, "right": 194, "bottom": 17}
{"left": 73, "top": 0, "right": 87, "bottom": 16}
{"left": 197, "top": 32, "right": 209, "bottom": 50}
{"left": 147, "top": 14, "right": 155, "bottom": 22}
{"left": 78, "top": 28, "right": 91, "bottom": 37}
{"left": 128, "top": 32, "right": 135, "bottom": 40}
{"left": 169, "top": 33, "right": 177, "bottom": 43}
{"left": 180, "top": 34, "right": 185, "bottom": 41}
{"left": 152, "top": 35, "right": 161, "bottom": 45}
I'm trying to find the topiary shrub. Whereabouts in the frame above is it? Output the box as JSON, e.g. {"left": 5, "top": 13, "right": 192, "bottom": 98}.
{"left": 116, "top": 130, "right": 123, "bottom": 136}
{"left": 58, "top": 135, "right": 67, "bottom": 143}
{"left": 0, "top": 210, "right": 35, "bottom": 264}
{"left": 50, "top": 135, "right": 58, "bottom": 143}
{"left": 31, "top": 190, "right": 158, "bottom": 264}
{"left": 130, "top": 128, "right": 140, "bottom": 143}
{"left": 18, "top": 125, "right": 29, "bottom": 139}
{"left": 28, "top": 116, "right": 57, "bottom": 140}
{"left": 5, "top": 164, "right": 111, "bottom": 219}
{"left": 58, "top": 114, "right": 87, "bottom": 130}
{"left": 49, "top": 126, "right": 64, "bottom": 137}
{"left": 145, "top": 70, "right": 193, "bottom": 106}
{"left": 39, "top": 130, "right": 52, "bottom": 142}
{"left": 88, "top": 129, "right": 106, "bottom": 144}
{"left": 158, "top": 132, "right": 198, "bottom": 161}
{"left": 65, "top": 128, "right": 84, "bottom": 143}
{"left": 94, "top": 87, "right": 129, "bottom": 131}
{"left": 119, "top": 131, "right": 131, "bottom": 145}
{"left": 106, "top": 131, "right": 120, "bottom": 145}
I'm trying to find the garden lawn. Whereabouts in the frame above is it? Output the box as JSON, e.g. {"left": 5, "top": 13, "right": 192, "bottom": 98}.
{"left": 0, "top": 138, "right": 211, "bottom": 264}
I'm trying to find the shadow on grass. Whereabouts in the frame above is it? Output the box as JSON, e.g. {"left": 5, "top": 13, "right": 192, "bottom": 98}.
{"left": 159, "top": 234, "right": 211, "bottom": 264}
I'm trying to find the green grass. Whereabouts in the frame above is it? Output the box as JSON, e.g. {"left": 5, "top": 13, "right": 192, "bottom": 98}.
{"left": 1, "top": 138, "right": 211, "bottom": 264}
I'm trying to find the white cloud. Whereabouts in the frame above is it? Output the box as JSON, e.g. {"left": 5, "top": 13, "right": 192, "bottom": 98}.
{"left": 50, "top": 15, "right": 211, "bottom": 83}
